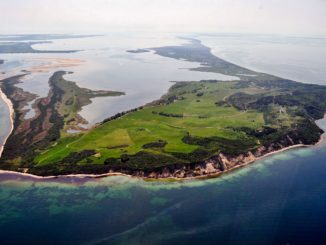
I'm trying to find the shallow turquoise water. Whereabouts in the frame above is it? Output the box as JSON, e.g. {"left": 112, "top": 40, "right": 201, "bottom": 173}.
{"left": 1, "top": 119, "right": 326, "bottom": 244}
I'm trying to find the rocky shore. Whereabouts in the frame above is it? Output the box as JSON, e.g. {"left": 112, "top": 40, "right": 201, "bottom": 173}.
{"left": 104, "top": 138, "right": 320, "bottom": 179}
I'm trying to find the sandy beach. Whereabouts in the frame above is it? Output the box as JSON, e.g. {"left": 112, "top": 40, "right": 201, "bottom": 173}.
{"left": 0, "top": 88, "right": 15, "bottom": 158}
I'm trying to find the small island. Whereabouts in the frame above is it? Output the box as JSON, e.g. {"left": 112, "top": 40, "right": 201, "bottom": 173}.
{"left": 1, "top": 39, "right": 326, "bottom": 178}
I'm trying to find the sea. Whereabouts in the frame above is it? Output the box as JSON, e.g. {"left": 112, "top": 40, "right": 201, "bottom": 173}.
{"left": 0, "top": 32, "right": 326, "bottom": 244}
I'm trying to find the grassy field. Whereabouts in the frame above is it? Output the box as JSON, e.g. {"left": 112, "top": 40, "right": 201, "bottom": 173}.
{"left": 35, "top": 80, "right": 265, "bottom": 166}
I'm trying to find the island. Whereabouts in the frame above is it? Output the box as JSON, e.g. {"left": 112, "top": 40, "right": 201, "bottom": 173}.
{"left": 0, "top": 38, "right": 326, "bottom": 178}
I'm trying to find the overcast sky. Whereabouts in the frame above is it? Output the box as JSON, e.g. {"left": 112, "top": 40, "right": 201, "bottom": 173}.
{"left": 1, "top": 0, "right": 326, "bottom": 36}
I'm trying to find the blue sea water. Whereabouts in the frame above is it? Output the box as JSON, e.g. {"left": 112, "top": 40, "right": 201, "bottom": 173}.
{"left": 1, "top": 33, "right": 326, "bottom": 244}
{"left": 0, "top": 119, "right": 325, "bottom": 244}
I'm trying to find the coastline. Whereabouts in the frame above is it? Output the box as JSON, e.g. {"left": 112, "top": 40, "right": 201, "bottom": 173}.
{"left": 0, "top": 88, "right": 14, "bottom": 158}
{"left": 0, "top": 39, "right": 325, "bottom": 181}
{"left": 0, "top": 136, "right": 323, "bottom": 181}
{"left": 0, "top": 78, "right": 325, "bottom": 181}
{"left": 194, "top": 142, "right": 317, "bottom": 181}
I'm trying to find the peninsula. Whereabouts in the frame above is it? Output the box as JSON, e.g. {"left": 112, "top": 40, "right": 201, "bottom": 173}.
{"left": 0, "top": 34, "right": 98, "bottom": 53}
{"left": 0, "top": 42, "right": 80, "bottom": 53}
{"left": 1, "top": 39, "right": 326, "bottom": 178}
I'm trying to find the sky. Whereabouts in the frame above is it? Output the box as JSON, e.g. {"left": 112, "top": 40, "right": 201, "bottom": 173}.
{"left": 1, "top": 0, "right": 326, "bottom": 36}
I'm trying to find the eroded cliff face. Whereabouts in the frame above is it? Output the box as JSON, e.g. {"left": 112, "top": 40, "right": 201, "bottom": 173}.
{"left": 120, "top": 134, "right": 313, "bottom": 179}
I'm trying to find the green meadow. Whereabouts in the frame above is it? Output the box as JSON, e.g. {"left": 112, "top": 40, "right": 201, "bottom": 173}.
{"left": 35, "top": 80, "right": 265, "bottom": 167}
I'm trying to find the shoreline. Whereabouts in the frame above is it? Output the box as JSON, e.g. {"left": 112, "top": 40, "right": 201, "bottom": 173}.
{"left": 0, "top": 88, "right": 14, "bottom": 158}
{"left": 0, "top": 137, "right": 323, "bottom": 181}
{"left": 0, "top": 80, "right": 325, "bottom": 181}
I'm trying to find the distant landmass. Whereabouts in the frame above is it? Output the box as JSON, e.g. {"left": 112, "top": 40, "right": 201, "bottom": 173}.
{"left": 127, "top": 48, "right": 150, "bottom": 53}
{"left": 0, "top": 34, "right": 100, "bottom": 53}
{"left": 0, "top": 41, "right": 80, "bottom": 54}
{"left": 0, "top": 34, "right": 99, "bottom": 41}
{"left": 1, "top": 39, "right": 326, "bottom": 178}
